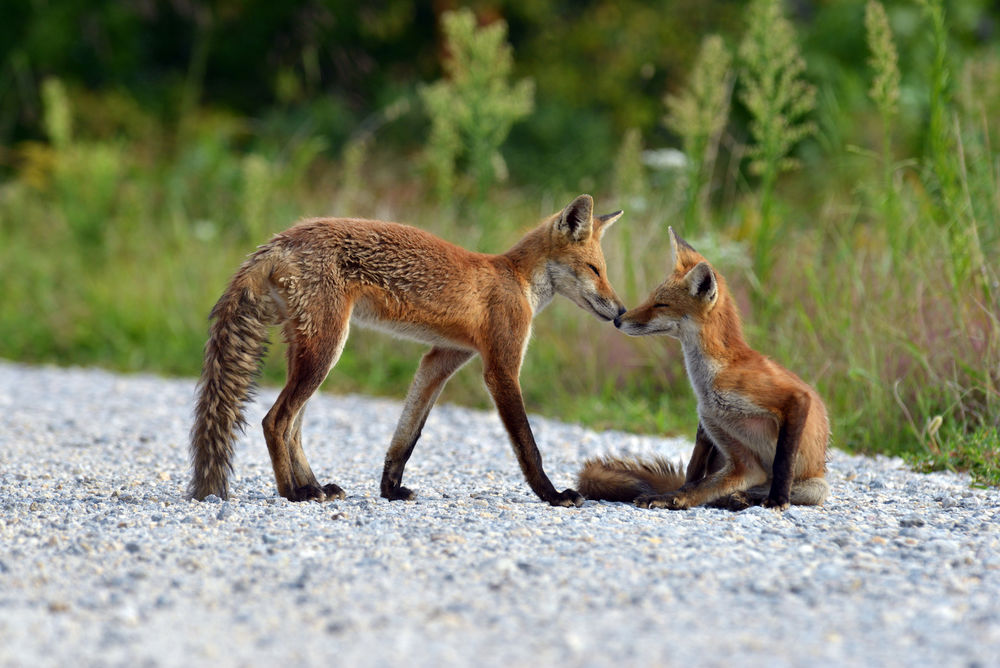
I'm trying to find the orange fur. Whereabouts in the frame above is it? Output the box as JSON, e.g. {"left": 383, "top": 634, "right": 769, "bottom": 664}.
{"left": 189, "top": 195, "right": 625, "bottom": 507}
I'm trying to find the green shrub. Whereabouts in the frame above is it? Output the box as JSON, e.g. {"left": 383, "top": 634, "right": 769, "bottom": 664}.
{"left": 420, "top": 9, "right": 534, "bottom": 205}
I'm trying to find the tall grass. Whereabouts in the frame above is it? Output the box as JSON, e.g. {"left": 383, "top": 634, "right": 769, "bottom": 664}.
{"left": 0, "top": 2, "right": 997, "bottom": 485}
{"left": 865, "top": 0, "right": 902, "bottom": 229}
{"left": 740, "top": 0, "right": 998, "bottom": 483}
{"left": 664, "top": 34, "right": 733, "bottom": 235}
{"left": 737, "top": 0, "right": 816, "bottom": 278}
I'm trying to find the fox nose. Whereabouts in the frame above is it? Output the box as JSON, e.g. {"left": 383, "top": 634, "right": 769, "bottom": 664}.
{"left": 613, "top": 315, "right": 622, "bottom": 328}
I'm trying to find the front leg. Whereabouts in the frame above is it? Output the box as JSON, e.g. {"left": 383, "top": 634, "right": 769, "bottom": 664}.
{"left": 380, "top": 347, "right": 474, "bottom": 501}
{"left": 482, "top": 361, "right": 582, "bottom": 507}
{"left": 764, "top": 391, "right": 810, "bottom": 510}
{"left": 684, "top": 422, "right": 723, "bottom": 483}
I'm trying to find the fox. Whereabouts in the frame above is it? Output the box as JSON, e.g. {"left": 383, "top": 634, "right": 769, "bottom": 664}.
{"left": 578, "top": 227, "right": 829, "bottom": 511}
{"left": 188, "top": 194, "right": 625, "bottom": 507}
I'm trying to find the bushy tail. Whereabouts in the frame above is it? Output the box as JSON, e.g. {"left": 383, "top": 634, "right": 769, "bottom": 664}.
{"left": 188, "top": 261, "right": 275, "bottom": 500}
{"left": 576, "top": 456, "right": 686, "bottom": 502}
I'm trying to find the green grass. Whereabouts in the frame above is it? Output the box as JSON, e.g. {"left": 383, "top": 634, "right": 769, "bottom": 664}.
{"left": 1, "top": 3, "right": 997, "bottom": 485}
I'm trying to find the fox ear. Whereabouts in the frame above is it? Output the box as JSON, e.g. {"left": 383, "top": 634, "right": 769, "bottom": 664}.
{"left": 556, "top": 194, "right": 594, "bottom": 242}
{"left": 669, "top": 226, "right": 699, "bottom": 272}
{"left": 668, "top": 226, "right": 683, "bottom": 272}
{"left": 684, "top": 262, "right": 718, "bottom": 304}
{"left": 594, "top": 209, "right": 623, "bottom": 240}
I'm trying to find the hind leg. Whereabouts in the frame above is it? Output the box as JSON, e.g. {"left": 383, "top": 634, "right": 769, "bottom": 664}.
{"left": 637, "top": 421, "right": 767, "bottom": 510}
{"left": 288, "top": 406, "right": 345, "bottom": 501}
{"left": 709, "top": 477, "right": 829, "bottom": 511}
{"left": 381, "top": 346, "right": 474, "bottom": 500}
{"left": 263, "top": 311, "right": 349, "bottom": 502}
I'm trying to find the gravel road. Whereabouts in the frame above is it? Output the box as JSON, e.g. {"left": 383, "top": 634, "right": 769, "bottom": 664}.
{"left": 1, "top": 360, "right": 998, "bottom": 667}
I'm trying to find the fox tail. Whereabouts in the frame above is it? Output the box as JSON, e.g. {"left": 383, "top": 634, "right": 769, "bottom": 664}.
{"left": 188, "top": 253, "right": 277, "bottom": 500}
{"left": 576, "top": 455, "right": 686, "bottom": 502}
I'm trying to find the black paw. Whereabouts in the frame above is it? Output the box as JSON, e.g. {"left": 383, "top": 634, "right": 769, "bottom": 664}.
{"left": 289, "top": 484, "right": 326, "bottom": 502}
{"left": 548, "top": 488, "right": 584, "bottom": 507}
{"left": 714, "top": 491, "right": 751, "bottom": 511}
{"left": 289, "top": 483, "right": 345, "bottom": 502}
{"left": 322, "top": 483, "right": 346, "bottom": 500}
{"left": 763, "top": 496, "right": 790, "bottom": 511}
{"left": 381, "top": 485, "right": 415, "bottom": 501}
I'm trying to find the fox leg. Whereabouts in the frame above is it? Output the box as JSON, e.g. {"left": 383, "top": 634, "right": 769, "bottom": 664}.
{"left": 263, "top": 311, "right": 349, "bottom": 502}
{"left": 288, "top": 406, "right": 345, "bottom": 500}
{"left": 380, "top": 346, "right": 474, "bottom": 501}
{"left": 764, "top": 391, "right": 811, "bottom": 509}
{"left": 707, "top": 477, "right": 829, "bottom": 509}
{"left": 481, "top": 351, "right": 582, "bottom": 507}
{"left": 684, "top": 422, "right": 724, "bottom": 483}
{"left": 637, "top": 425, "right": 766, "bottom": 510}
{"left": 686, "top": 422, "right": 754, "bottom": 510}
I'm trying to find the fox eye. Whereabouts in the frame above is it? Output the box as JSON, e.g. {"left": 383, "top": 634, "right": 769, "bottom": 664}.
{"left": 654, "top": 302, "right": 671, "bottom": 308}
{"left": 587, "top": 263, "right": 601, "bottom": 277}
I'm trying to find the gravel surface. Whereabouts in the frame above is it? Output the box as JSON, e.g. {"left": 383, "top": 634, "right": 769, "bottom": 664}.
{"left": 1, "top": 360, "right": 998, "bottom": 667}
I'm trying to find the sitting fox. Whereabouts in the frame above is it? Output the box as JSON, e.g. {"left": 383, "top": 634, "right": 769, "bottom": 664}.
{"left": 189, "top": 194, "right": 624, "bottom": 507}
{"left": 578, "top": 228, "right": 829, "bottom": 510}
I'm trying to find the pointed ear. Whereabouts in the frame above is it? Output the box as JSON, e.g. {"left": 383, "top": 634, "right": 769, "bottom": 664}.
{"left": 668, "top": 226, "right": 683, "bottom": 272}
{"left": 555, "top": 194, "right": 594, "bottom": 242}
{"left": 668, "top": 226, "right": 699, "bottom": 272}
{"left": 594, "top": 209, "right": 623, "bottom": 239}
{"left": 684, "top": 262, "right": 718, "bottom": 304}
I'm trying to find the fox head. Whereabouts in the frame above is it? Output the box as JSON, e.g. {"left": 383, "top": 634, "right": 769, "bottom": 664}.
{"left": 545, "top": 194, "right": 625, "bottom": 322}
{"left": 614, "top": 227, "right": 721, "bottom": 338}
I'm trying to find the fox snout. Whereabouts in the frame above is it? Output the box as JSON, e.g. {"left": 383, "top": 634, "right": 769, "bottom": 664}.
{"left": 613, "top": 309, "right": 634, "bottom": 329}
{"left": 590, "top": 295, "right": 626, "bottom": 322}
{"left": 613, "top": 308, "right": 665, "bottom": 337}
{"left": 613, "top": 314, "right": 636, "bottom": 332}
{"left": 600, "top": 299, "right": 626, "bottom": 322}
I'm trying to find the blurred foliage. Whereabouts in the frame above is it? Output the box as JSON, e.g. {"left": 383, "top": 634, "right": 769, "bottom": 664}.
{"left": 664, "top": 34, "right": 733, "bottom": 233}
{"left": 2, "top": 1, "right": 998, "bottom": 187}
{"left": 738, "top": 0, "right": 816, "bottom": 278}
{"left": 419, "top": 8, "right": 533, "bottom": 204}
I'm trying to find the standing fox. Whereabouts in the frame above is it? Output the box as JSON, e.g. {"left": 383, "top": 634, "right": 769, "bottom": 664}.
{"left": 578, "top": 228, "right": 829, "bottom": 510}
{"left": 189, "top": 194, "right": 624, "bottom": 507}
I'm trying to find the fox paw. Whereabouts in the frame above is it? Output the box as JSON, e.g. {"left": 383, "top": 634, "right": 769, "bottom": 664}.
{"left": 548, "top": 489, "right": 584, "bottom": 507}
{"left": 715, "top": 492, "right": 751, "bottom": 511}
{"left": 381, "top": 485, "right": 415, "bottom": 502}
{"left": 322, "top": 483, "right": 346, "bottom": 501}
{"left": 635, "top": 493, "right": 689, "bottom": 510}
{"left": 762, "top": 496, "right": 790, "bottom": 511}
{"left": 290, "top": 483, "right": 345, "bottom": 502}
{"left": 289, "top": 484, "right": 326, "bottom": 502}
